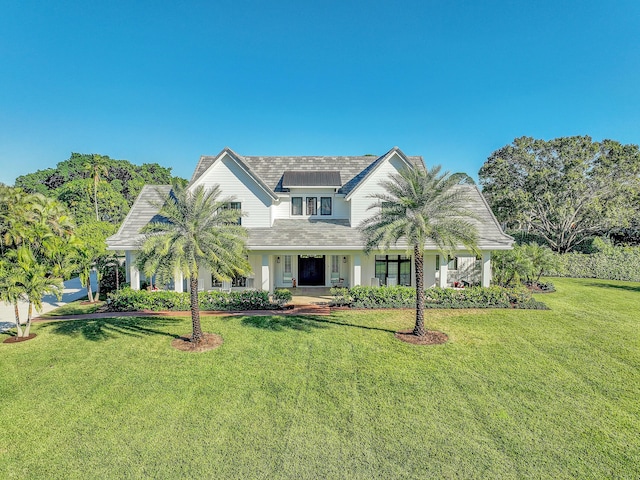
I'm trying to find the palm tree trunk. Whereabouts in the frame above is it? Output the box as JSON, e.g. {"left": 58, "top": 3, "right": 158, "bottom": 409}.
{"left": 189, "top": 274, "right": 203, "bottom": 344}
{"left": 95, "top": 272, "right": 101, "bottom": 302}
{"left": 13, "top": 301, "right": 23, "bottom": 337}
{"left": 413, "top": 244, "right": 426, "bottom": 337}
{"left": 24, "top": 302, "right": 32, "bottom": 337}
{"left": 86, "top": 274, "right": 94, "bottom": 303}
{"left": 94, "top": 177, "right": 99, "bottom": 221}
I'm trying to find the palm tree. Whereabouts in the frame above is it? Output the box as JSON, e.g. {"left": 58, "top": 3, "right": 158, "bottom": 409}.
{"left": 360, "top": 166, "right": 479, "bottom": 337}
{"left": 84, "top": 154, "right": 110, "bottom": 221}
{"left": 136, "top": 183, "right": 250, "bottom": 345}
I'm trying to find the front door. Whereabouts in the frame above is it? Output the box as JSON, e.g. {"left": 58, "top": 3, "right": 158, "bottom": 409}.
{"left": 298, "top": 255, "right": 325, "bottom": 286}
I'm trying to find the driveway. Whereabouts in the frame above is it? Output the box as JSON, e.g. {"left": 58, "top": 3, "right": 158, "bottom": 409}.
{"left": 0, "top": 272, "right": 96, "bottom": 333}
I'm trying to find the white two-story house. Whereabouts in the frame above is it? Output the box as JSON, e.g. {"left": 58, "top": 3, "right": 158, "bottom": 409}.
{"left": 106, "top": 147, "right": 513, "bottom": 292}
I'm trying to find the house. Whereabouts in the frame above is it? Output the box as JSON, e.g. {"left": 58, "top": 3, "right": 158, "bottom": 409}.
{"left": 106, "top": 147, "right": 513, "bottom": 292}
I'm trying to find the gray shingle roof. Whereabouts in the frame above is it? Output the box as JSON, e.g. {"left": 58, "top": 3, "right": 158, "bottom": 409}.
{"left": 106, "top": 185, "right": 171, "bottom": 249}
{"left": 190, "top": 147, "right": 424, "bottom": 195}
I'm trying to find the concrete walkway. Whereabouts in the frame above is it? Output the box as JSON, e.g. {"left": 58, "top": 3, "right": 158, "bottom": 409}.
{"left": 0, "top": 272, "right": 97, "bottom": 332}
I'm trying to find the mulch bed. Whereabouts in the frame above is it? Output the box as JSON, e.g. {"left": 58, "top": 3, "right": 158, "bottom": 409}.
{"left": 3, "top": 333, "right": 37, "bottom": 344}
{"left": 394, "top": 329, "right": 448, "bottom": 345}
{"left": 171, "top": 332, "right": 223, "bottom": 352}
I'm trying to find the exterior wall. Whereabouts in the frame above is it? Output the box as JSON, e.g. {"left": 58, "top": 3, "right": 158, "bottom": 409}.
{"left": 274, "top": 191, "right": 349, "bottom": 221}
{"left": 193, "top": 155, "right": 272, "bottom": 227}
{"left": 349, "top": 154, "right": 408, "bottom": 226}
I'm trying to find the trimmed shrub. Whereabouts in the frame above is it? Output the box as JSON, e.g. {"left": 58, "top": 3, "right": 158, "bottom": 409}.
{"left": 332, "top": 285, "right": 547, "bottom": 310}
{"left": 549, "top": 247, "right": 640, "bottom": 282}
{"left": 107, "top": 288, "right": 277, "bottom": 312}
{"left": 273, "top": 289, "right": 293, "bottom": 307}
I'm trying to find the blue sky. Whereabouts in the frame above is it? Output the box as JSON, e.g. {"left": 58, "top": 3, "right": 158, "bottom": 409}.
{"left": 1, "top": 0, "right": 639, "bottom": 184}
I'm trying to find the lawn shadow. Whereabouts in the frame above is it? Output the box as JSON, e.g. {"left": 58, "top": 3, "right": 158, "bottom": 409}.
{"left": 41, "top": 316, "right": 184, "bottom": 342}
{"left": 589, "top": 282, "right": 640, "bottom": 294}
{"left": 240, "top": 315, "right": 329, "bottom": 332}
{"left": 239, "top": 314, "right": 397, "bottom": 334}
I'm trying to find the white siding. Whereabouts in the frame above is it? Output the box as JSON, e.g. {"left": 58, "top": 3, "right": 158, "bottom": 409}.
{"left": 349, "top": 154, "right": 408, "bottom": 226}
{"left": 192, "top": 154, "right": 272, "bottom": 227}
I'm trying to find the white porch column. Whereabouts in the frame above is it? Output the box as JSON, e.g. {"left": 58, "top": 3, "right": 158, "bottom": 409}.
{"left": 424, "top": 254, "right": 437, "bottom": 288}
{"left": 353, "top": 255, "right": 362, "bottom": 286}
{"left": 481, "top": 251, "right": 492, "bottom": 287}
{"left": 438, "top": 260, "right": 448, "bottom": 288}
{"left": 126, "top": 251, "right": 140, "bottom": 290}
{"left": 174, "top": 271, "right": 184, "bottom": 292}
{"left": 261, "top": 255, "right": 271, "bottom": 293}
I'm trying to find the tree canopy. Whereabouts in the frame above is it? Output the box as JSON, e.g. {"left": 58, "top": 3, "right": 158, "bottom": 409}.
{"left": 15, "top": 153, "right": 179, "bottom": 225}
{"left": 479, "top": 136, "right": 640, "bottom": 252}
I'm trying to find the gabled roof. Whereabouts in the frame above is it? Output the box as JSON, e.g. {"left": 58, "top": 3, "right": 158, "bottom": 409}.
{"left": 190, "top": 147, "right": 278, "bottom": 201}
{"left": 344, "top": 146, "right": 418, "bottom": 200}
{"left": 190, "top": 147, "right": 424, "bottom": 195}
{"left": 106, "top": 185, "right": 171, "bottom": 250}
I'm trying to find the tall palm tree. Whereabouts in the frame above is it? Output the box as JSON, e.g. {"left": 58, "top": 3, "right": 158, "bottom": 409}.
{"left": 84, "top": 154, "right": 110, "bottom": 221}
{"left": 360, "top": 165, "right": 479, "bottom": 337}
{"left": 137, "top": 183, "right": 250, "bottom": 345}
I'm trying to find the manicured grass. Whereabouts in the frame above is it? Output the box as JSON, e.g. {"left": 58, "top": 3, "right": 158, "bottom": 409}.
{"left": 1, "top": 278, "right": 638, "bottom": 478}
{"left": 42, "top": 300, "right": 104, "bottom": 317}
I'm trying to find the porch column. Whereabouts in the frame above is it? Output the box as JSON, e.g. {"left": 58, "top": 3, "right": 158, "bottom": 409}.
{"left": 438, "top": 260, "right": 448, "bottom": 288}
{"left": 261, "top": 255, "right": 271, "bottom": 293}
{"left": 481, "top": 251, "right": 492, "bottom": 287}
{"left": 353, "top": 255, "right": 361, "bottom": 286}
{"left": 424, "top": 254, "right": 437, "bottom": 288}
{"left": 126, "top": 251, "right": 140, "bottom": 290}
{"left": 174, "top": 271, "right": 184, "bottom": 292}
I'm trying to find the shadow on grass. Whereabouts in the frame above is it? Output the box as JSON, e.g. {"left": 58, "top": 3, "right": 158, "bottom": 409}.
{"left": 41, "top": 316, "right": 184, "bottom": 341}
{"left": 590, "top": 282, "right": 640, "bottom": 294}
{"left": 240, "top": 314, "right": 397, "bottom": 334}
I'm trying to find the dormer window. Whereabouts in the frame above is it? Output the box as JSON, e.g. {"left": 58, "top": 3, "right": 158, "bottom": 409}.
{"left": 306, "top": 197, "right": 317, "bottom": 215}
{"left": 292, "top": 197, "right": 303, "bottom": 215}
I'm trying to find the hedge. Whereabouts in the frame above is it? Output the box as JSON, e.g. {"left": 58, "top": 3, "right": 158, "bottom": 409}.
{"left": 549, "top": 247, "right": 640, "bottom": 282}
{"left": 107, "top": 288, "right": 278, "bottom": 312}
{"left": 331, "top": 285, "right": 548, "bottom": 310}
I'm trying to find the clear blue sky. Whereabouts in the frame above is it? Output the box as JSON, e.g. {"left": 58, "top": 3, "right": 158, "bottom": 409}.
{"left": 1, "top": 0, "right": 639, "bottom": 185}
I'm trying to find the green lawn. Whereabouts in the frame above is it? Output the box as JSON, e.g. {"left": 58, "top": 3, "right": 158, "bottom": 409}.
{"left": 41, "top": 300, "right": 104, "bottom": 317}
{"left": 1, "top": 278, "right": 638, "bottom": 479}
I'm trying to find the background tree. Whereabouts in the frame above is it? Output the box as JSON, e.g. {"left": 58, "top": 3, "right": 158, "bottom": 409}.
{"left": 84, "top": 154, "right": 110, "bottom": 221}
{"left": 479, "top": 136, "right": 640, "bottom": 252}
{"left": 15, "top": 153, "right": 178, "bottom": 226}
{"left": 359, "top": 166, "right": 478, "bottom": 338}
{"left": 136, "top": 183, "right": 250, "bottom": 345}
{"left": 72, "top": 221, "right": 117, "bottom": 302}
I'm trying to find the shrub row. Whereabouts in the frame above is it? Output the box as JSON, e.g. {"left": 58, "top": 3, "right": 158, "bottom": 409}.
{"left": 549, "top": 248, "right": 640, "bottom": 282}
{"left": 107, "top": 288, "right": 279, "bottom": 312}
{"left": 331, "top": 285, "right": 548, "bottom": 310}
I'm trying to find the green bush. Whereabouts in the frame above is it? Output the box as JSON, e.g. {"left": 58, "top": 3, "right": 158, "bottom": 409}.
{"left": 273, "top": 289, "right": 293, "bottom": 307}
{"left": 332, "top": 285, "right": 547, "bottom": 310}
{"left": 549, "top": 247, "right": 640, "bottom": 282}
{"left": 107, "top": 288, "right": 277, "bottom": 312}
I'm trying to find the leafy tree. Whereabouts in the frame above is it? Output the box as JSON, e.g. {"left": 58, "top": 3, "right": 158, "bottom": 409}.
{"left": 136, "top": 183, "right": 250, "bottom": 345}
{"left": 72, "top": 221, "right": 117, "bottom": 302}
{"left": 15, "top": 153, "right": 176, "bottom": 226}
{"left": 359, "top": 166, "right": 478, "bottom": 338}
{"left": 479, "top": 136, "right": 640, "bottom": 252}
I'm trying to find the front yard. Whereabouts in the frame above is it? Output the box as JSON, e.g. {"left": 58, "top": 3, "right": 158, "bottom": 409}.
{"left": 1, "top": 278, "right": 638, "bottom": 478}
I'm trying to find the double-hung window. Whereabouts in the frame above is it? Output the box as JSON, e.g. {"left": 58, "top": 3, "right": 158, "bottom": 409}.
{"left": 320, "top": 197, "right": 332, "bottom": 215}
{"left": 292, "top": 197, "right": 303, "bottom": 215}
{"left": 306, "top": 197, "right": 317, "bottom": 215}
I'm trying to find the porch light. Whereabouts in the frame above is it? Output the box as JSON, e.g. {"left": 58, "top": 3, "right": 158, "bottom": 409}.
{"left": 277, "top": 256, "right": 281, "bottom": 263}
{"left": 343, "top": 256, "right": 347, "bottom": 263}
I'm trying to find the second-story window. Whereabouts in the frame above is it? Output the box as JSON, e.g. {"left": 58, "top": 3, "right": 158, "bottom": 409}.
{"left": 222, "top": 202, "right": 242, "bottom": 225}
{"left": 292, "top": 197, "right": 302, "bottom": 215}
{"left": 320, "top": 197, "right": 332, "bottom": 215}
{"left": 306, "top": 197, "right": 317, "bottom": 215}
